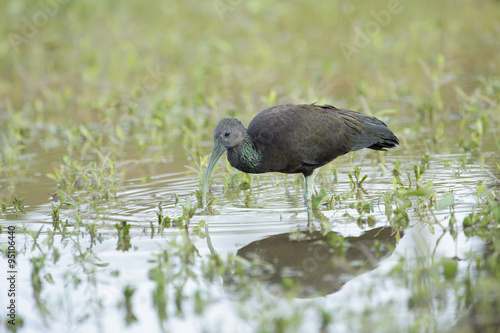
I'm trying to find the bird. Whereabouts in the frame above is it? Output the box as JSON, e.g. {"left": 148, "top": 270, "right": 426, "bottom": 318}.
{"left": 202, "top": 104, "right": 399, "bottom": 207}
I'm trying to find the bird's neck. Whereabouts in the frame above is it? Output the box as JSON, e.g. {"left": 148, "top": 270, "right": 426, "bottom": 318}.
{"left": 228, "top": 133, "right": 262, "bottom": 172}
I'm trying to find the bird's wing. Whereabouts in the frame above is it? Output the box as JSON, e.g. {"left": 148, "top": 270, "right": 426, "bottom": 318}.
{"left": 248, "top": 104, "right": 398, "bottom": 170}
{"left": 286, "top": 105, "right": 360, "bottom": 165}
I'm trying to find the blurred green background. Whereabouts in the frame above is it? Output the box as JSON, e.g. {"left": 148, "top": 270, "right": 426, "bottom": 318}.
{"left": 2, "top": 0, "right": 499, "bottom": 122}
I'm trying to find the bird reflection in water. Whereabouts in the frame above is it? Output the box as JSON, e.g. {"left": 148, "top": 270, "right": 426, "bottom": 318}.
{"left": 232, "top": 227, "right": 402, "bottom": 297}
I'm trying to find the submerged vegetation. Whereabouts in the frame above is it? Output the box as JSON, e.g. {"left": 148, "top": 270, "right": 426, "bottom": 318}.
{"left": 0, "top": 0, "right": 499, "bottom": 332}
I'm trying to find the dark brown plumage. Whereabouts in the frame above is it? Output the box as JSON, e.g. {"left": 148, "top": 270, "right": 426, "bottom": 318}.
{"left": 202, "top": 104, "right": 399, "bottom": 206}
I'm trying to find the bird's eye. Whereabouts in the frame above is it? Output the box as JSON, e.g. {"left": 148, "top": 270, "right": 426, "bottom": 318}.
{"left": 224, "top": 131, "right": 230, "bottom": 137}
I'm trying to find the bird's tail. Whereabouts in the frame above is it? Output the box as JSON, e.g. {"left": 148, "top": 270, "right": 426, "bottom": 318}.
{"left": 366, "top": 124, "right": 399, "bottom": 151}
{"left": 342, "top": 111, "right": 399, "bottom": 151}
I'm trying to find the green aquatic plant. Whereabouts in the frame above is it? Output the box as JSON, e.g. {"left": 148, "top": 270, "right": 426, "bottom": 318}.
{"left": 348, "top": 166, "right": 368, "bottom": 191}
{"left": 47, "top": 151, "right": 123, "bottom": 201}
{"left": 463, "top": 182, "right": 500, "bottom": 240}
{"left": 392, "top": 159, "right": 403, "bottom": 187}
{"left": 12, "top": 196, "right": 25, "bottom": 216}
{"left": 156, "top": 201, "right": 171, "bottom": 232}
{"left": 180, "top": 197, "right": 196, "bottom": 226}
{"left": 312, "top": 188, "right": 327, "bottom": 210}
{"left": 115, "top": 221, "right": 132, "bottom": 252}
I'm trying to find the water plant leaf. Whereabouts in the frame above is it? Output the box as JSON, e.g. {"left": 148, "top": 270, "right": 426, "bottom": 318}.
{"left": 398, "top": 188, "right": 430, "bottom": 197}
{"left": 437, "top": 194, "right": 455, "bottom": 210}
{"left": 312, "top": 188, "right": 327, "bottom": 210}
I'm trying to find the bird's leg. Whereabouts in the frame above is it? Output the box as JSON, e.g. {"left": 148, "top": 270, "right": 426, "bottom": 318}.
{"left": 303, "top": 168, "right": 319, "bottom": 202}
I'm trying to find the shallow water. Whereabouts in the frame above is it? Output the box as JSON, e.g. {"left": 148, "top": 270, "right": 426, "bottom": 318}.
{"left": 1, "top": 137, "right": 496, "bottom": 332}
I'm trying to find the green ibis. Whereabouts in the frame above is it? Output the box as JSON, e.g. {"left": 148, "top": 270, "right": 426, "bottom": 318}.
{"left": 202, "top": 104, "right": 399, "bottom": 207}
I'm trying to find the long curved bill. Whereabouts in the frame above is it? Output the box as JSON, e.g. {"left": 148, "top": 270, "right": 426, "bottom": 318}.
{"left": 202, "top": 137, "right": 226, "bottom": 208}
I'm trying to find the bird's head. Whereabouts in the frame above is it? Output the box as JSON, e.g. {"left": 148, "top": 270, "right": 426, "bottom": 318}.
{"left": 213, "top": 118, "right": 247, "bottom": 149}
{"left": 202, "top": 118, "right": 246, "bottom": 208}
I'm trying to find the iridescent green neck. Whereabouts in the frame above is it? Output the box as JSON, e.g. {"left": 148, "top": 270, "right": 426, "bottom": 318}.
{"left": 240, "top": 135, "right": 262, "bottom": 170}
